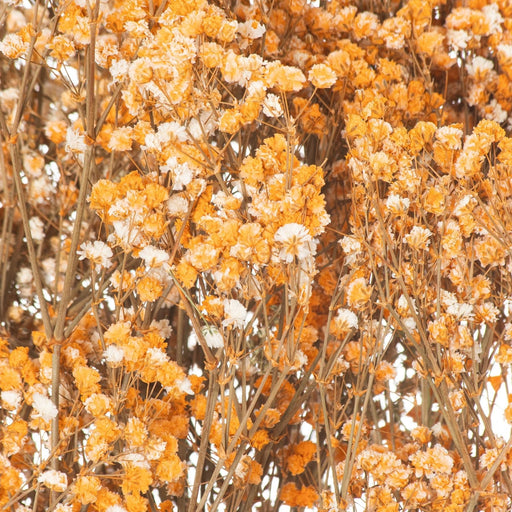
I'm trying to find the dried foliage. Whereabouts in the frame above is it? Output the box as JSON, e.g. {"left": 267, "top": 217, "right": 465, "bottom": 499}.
{"left": 2, "top": 0, "right": 512, "bottom": 511}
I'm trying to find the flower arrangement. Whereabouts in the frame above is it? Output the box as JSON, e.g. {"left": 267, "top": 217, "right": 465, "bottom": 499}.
{"left": 2, "top": 0, "right": 512, "bottom": 511}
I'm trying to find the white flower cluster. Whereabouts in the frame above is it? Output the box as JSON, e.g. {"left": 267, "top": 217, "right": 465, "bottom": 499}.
{"left": 78, "top": 240, "right": 113, "bottom": 271}
{"left": 274, "top": 223, "right": 317, "bottom": 263}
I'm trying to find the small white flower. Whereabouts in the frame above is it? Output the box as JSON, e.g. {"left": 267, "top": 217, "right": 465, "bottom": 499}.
{"left": 150, "top": 318, "right": 173, "bottom": 338}
{"left": 173, "top": 163, "right": 194, "bottom": 191}
{"left": 17, "top": 267, "right": 33, "bottom": 285}
{"left": 403, "top": 317, "right": 417, "bottom": 331}
{"left": 0, "top": 33, "right": 28, "bottom": 59}
{"left": 103, "top": 345, "right": 125, "bottom": 366}
{"left": 139, "top": 245, "right": 169, "bottom": 268}
{"left": 274, "top": 223, "right": 317, "bottom": 263}
{"left": 404, "top": 226, "right": 432, "bottom": 250}
{"left": 187, "top": 118, "right": 203, "bottom": 140}
{"left": 222, "top": 299, "right": 248, "bottom": 329}
{"left": 176, "top": 377, "right": 193, "bottom": 395}
{"left": 447, "top": 302, "right": 474, "bottom": 321}
{"left": 124, "top": 20, "right": 150, "bottom": 38}
{"left": 29, "top": 216, "right": 45, "bottom": 243}
{"left": 262, "top": 93, "right": 283, "bottom": 118}
{"left": 247, "top": 80, "right": 266, "bottom": 97}
{"left": 78, "top": 240, "right": 113, "bottom": 270}
{"left": 65, "top": 127, "right": 87, "bottom": 153}
{"left": 0, "top": 87, "right": 19, "bottom": 112}
{"left": 29, "top": 175, "right": 53, "bottom": 204}
{"left": 339, "top": 236, "right": 361, "bottom": 254}
{"left": 440, "top": 289, "right": 457, "bottom": 308}
{"left": 453, "top": 194, "right": 477, "bottom": 216}
{"left": 335, "top": 308, "right": 358, "bottom": 330}
{"left": 111, "top": 220, "right": 143, "bottom": 248}
{"left": 110, "top": 59, "right": 130, "bottom": 82}
{"left": 95, "top": 35, "right": 118, "bottom": 68}
{"left": 339, "top": 235, "right": 362, "bottom": 267}
{"left": 449, "top": 389, "right": 465, "bottom": 412}
{"left": 146, "top": 347, "right": 169, "bottom": 365}
{"left": 105, "top": 506, "right": 128, "bottom": 512}
{"left": 32, "top": 392, "right": 58, "bottom": 421}
{"left": 41, "top": 257, "right": 57, "bottom": 287}
{"left": 466, "top": 56, "right": 494, "bottom": 79}
{"left": 17, "top": 266, "right": 34, "bottom": 298}
{"left": 235, "top": 459, "right": 248, "bottom": 480}
{"left": 484, "top": 98, "right": 508, "bottom": 124}
{"left": 1, "top": 390, "right": 22, "bottom": 410}
{"left": 144, "top": 436, "right": 167, "bottom": 460}
{"left": 117, "top": 452, "right": 149, "bottom": 468}
{"left": 167, "top": 195, "right": 189, "bottom": 216}
{"left": 146, "top": 122, "right": 188, "bottom": 152}
{"left": 238, "top": 20, "right": 266, "bottom": 39}
{"left": 54, "top": 505, "right": 73, "bottom": 512}
{"left": 498, "top": 43, "right": 512, "bottom": 60}
{"left": 397, "top": 294, "right": 417, "bottom": 315}
{"left": 482, "top": 3, "right": 503, "bottom": 35}
{"left": 62, "top": 346, "right": 80, "bottom": 364}
{"left": 291, "top": 349, "right": 308, "bottom": 370}
{"left": 385, "top": 194, "right": 410, "bottom": 214}
{"left": 38, "top": 469, "right": 68, "bottom": 492}
{"left": 435, "top": 126, "right": 464, "bottom": 150}
{"left": 447, "top": 29, "right": 470, "bottom": 51}
{"left": 160, "top": 157, "right": 196, "bottom": 190}
{"left": 202, "top": 325, "right": 224, "bottom": 348}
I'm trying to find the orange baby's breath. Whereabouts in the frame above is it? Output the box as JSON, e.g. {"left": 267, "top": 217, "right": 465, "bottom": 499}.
{"left": 189, "top": 394, "right": 207, "bottom": 420}
{"left": 136, "top": 275, "right": 164, "bottom": 302}
{"left": 309, "top": 63, "right": 337, "bottom": 88}
{"left": 73, "top": 365, "right": 101, "bottom": 399}
{"left": 280, "top": 482, "right": 319, "bottom": 508}
{"left": 251, "top": 429, "right": 271, "bottom": 450}
{"left": 73, "top": 476, "right": 102, "bottom": 504}
{"left": 124, "top": 491, "right": 148, "bottom": 512}
{"left": 156, "top": 454, "right": 185, "bottom": 482}
{"left": 285, "top": 440, "right": 317, "bottom": 475}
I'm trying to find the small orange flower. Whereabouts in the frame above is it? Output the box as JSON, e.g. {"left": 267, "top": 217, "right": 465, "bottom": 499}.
{"left": 73, "top": 365, "right": 101, "bottom": 399}
{"left": 416, "top": 30, "right": 445, "bottom": 57}
{"left": 47, "top": 34, "right": 75, "bottom": 62}
{"left": 174, "top": 260, "right": 198, "bottom": 288}
{"left": 89, "top": 179, "right": 121, "bottom": 219}
{"left": 136, "top": 275, "right": 164, "bottom": 302}
{"left": 346, "top": 277, "right": 372, "bottom": 308}
{"left": 156, "top": 454, "right": 185, "bottom": 482}
{"left": 45, "top": 120, "right": 68, "bottom": 144}
{"left": 265, "top": 62, "right": 306, "bottom": 91}
{"left": 124, "top": 417, "right": 147, "bottom": 448}
{"left": 122, "top": 465, "right": 153, "bottom": 495}
{"left": 308, "top": 63, "right": 337, "bottom": 88}
{"left": 285, "top": 440, "right": 317, "bottom": 475}
{"left": 374, "top": 361, "right": 396, "bottom": 382}
{"left": 72, "top": 476, "right": 101, "bottom": 504}
{"left": 3, "top": 419, "right": 28, "bottom": 457}
{"left": 251, "top": 429, "right": 271, "bottom": 450}
{"left": 124, "top": 491, "right": 148, "bottom": 512}
{"left": 280, "top": 482, "right": 319, "bottom": 508}
{"left": 247, "top": 460, "right": 263, "bottom": 485}
{"left": 190, "top": 394, "right": 207, "bottom": 420}
{"left": 219, "top": 108, "right": 243, "bottom": 134}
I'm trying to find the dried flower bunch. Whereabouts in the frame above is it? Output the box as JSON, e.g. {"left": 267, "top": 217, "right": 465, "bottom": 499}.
{"left": 2, "top": 0, "right": 512, "bottom": 510}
